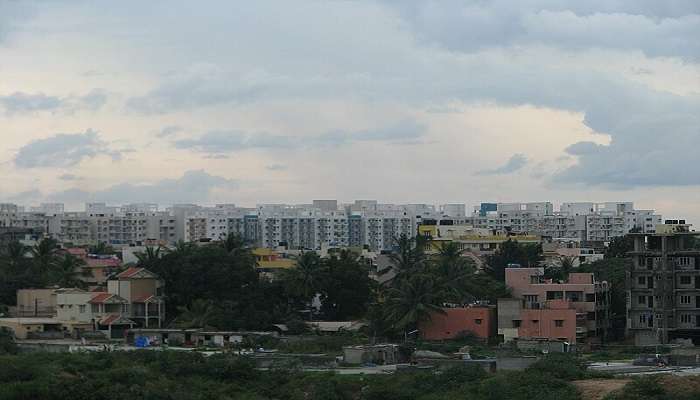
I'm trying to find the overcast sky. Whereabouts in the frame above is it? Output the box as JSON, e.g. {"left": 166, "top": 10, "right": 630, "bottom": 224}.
{"left": 1, "top": 1, "right": 699, "bottom": 221}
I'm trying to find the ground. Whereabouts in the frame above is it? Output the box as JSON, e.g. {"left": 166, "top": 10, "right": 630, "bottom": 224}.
{"left": 573, "top": 379, "right": 630, "bottom": 400}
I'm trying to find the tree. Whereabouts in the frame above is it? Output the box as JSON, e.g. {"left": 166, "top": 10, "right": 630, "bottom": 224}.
{"left": 545, "top": 255, "right": 577, "bottom": 282}
{"left": 433, "top": 242, "right": 476, "bottom": 303}
{"left": 605, "top": 234, "right": 634, "bottom": 258}
{"left": 135, "top": 246, "right": 163, "bottom": 269}
{"left": 175, "top": 299, "right": 218, "bottom": 329}
{"left": 30, "top": 238, "right": 59, "bottom": 279}
{"left": 319, "top": 250, "right": 374, "bottom": 320}
{"left": 282, "top": 252, "right": 324, "bottom": 302}
{"left": 485, "top": 239, "right": 542, "bottom": 280}
{"left": 382, "top": 273, "right": 446, "bottom": 332}
{"left": 384, "top": 234, "right": 428, "bottom": 278}
{"left": 48, "top": 254, "right": 88, "bottom": 289}
{"left": 576, "top": 258, "right": 628, "bottom": 340}
{"left": 89, "top": 242, "right": 114, "bottom": 255}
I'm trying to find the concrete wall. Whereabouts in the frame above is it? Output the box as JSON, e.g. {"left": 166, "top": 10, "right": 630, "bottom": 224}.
{"left": 420, "top": 307, "right": 496, "bottom": 340}
{"left": 16, "top": 289, "right": 56, "bottom": 317}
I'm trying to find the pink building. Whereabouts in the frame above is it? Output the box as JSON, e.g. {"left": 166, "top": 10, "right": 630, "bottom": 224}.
{"left": 419, "top": 306, "right": 496, "bottom": 341}
{"left": 498, "top": 267, "right": 609, "bottom": 344}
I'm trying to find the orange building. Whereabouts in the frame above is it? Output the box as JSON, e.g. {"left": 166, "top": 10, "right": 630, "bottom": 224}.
{"left": 419, "top": 306, "right": 497, "bottom": 341}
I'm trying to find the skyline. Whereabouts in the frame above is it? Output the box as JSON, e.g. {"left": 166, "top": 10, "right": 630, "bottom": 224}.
{"left": 1, "top": 1, "right": 699, "bottom": 224}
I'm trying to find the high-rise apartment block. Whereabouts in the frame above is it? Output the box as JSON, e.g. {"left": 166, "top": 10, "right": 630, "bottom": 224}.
{"left": 627, "top": 221, "right": 700, "bottom": 345}
{"left": 0, "top": 200, "right": 664, "bottom": 250}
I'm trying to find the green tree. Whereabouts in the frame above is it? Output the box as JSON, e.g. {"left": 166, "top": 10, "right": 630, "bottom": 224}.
{"left": 576, "top": 258, "right": 628, "bottom": 340}
{"left": 135, "top": 246, "right": 163, "bottom": 269}
{"left": 433, "top": 242, "right": 476, "bottom": 303}
{"left": 383, "top": 274, "right": 446, "bottom": 333}
{"left": 383, "top": 234, "right": 428, "bottom": 278}
{"left": 30, "top": 238, "right": 59, "bottom": 279}
{"left": 319, "top": 250, "right": 374, "bottom": 320}
{"left": 89, "top": 242, "right": 114, "bottom": 255}
{"left": 48, "top": 254, "right": 88, "bottom": 289}
{"left": 176, "top": 299, "right": 218, "bottom": 328}
{"left": 485, "top": 239, "right": 543, "bottom": 280}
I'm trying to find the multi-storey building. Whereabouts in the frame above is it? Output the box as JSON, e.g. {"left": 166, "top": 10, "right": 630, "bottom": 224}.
{"left": 626, "top": 222, "right": 700, "bottom": 345}
{"left": 499, "top": 267, "right": 609, "bottom": 345}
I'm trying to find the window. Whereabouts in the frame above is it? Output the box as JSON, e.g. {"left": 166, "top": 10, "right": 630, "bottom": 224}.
{"left": 122, "top": 304, "right": 129, "bottom": 313}
{"left": 681, "top": 295, "right": 692, "bottom": 305}
{"left": 638, "top": 276, "right": 646, "bottom": 285}
{"left": 681, "top": 314, "right": 692, "bottom": 324}
{"left": 587, "top": 312, "right": 596, "bottom": 321}
{"left": 680, "top": 276, "right": 692, "bottom": 285}
{"left": 639, "top": 314, "right": 647, "bottom": 323}
{"left": 532, "top": 320, "right": 539, "bottom": 324}
{"left": 513, "top": 320, "right": 522, "bottom": 328}
{"left": 91, "top": 304, "right": 99, "bottom": 313}
{"left": 638, "top": 296, "right": 646, "bottom": 306}
{"left": 79, "top": 305, "right": 86, "bottom": 313}
{"left": 586, "top": 293, "right": 595, "bottom": 302}
{"left": 554, "top": 320, "right": 564, "bottom": 327}
{"left": 474, "top": 319, "right": 482, "bottom": 325}
{"left": 546, "top": 291, "right": 563, "bottom": 300}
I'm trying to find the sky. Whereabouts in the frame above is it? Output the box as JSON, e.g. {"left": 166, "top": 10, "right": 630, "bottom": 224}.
{"left": 0, "top": 1, "right": 699, "bottom": 222}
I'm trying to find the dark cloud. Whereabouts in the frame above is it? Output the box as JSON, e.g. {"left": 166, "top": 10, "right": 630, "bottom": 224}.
{"left": 476, "top": 154, "right": 528, "bottom": 175}
{"left": 0, "top": 89, "right": 107, "bottom": 115}
{"left": 174, "top": 120, "right": 426, "bottom": 154}
{"left": 15, "top": 130, "right": 123, "bottom": 168}
{"left": 46, "top": 170, "right": 237, "bottom": 205}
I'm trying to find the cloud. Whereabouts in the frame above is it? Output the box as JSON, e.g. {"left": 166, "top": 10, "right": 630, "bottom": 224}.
{"left": 477, "top": 154, "right": 528, "bottom": 175}
{"left": 46, "top": 170, "right": 237, "bottom": 205}
{"left": 58, "top": 174, "right": 83, "bottom": 181}
{"left": 15, "top": 130, "right": 123, "bottom": 168}
{"left": 385, "top": 1, "right": 700, "bottom": 60}
{"left": 0, "top": 89, "right": 107, "bottom": 115}
{"left": 266, "top": 164, "right": 287, "bottom": 171}
{"left": 174, "top": 120, "right": 426, "bottom": 155}
{"left": 565, "top": 141, "right": 605, "bottom": 155}
{"left": 155, "top": 126, "right": 183, "bottom": 138}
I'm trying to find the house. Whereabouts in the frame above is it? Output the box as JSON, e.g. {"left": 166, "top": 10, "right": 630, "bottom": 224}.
{"left": 419, "top": 305, "right": 497, "bottom": 341}
{"left": 15, "top": 288, "right": 58, "bottom": 317}
{"left": 498, "top": 267, "right": 609, "bottom": 344}
{"left": 108, "top": 267, "right": 165, "bottom": 328}
{"left": 60, "top": 248, "right": 122, "bottom": 288}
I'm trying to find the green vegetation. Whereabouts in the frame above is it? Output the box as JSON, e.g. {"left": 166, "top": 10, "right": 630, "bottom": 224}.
{"left": 0, "top": 351, "right": 598, "bottom": 400}
{"left": 485, "top": 239, "right": 543, "bottom": 280}
{"left": 604, "top": 375, "right": 700, "bottom": 400}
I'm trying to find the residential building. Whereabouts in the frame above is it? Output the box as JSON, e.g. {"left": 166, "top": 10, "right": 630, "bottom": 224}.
{"left": 626, "top": 221, "right": 700, "bottom": 345}
{"left": 419, "top": 305, "right": 497, "bottom": 340}
{"left": 498, "top": 267, "right": 609, "bottom": 344}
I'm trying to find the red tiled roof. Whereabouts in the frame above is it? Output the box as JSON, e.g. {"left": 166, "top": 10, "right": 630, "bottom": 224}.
{"left": 116, "top": 267, "right": 143, "bottom": 278}
{"left": 132, "top": 294, "right": 156, "bottom": 303}
{"left": 91, "top": 288, "right": 107, "bottom": 293}
{"left": 89, "top": 293, "right": 113, "bottom": 304}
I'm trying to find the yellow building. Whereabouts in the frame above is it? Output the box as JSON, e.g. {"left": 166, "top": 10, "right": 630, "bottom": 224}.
{"left": 253, "top": 248, "right": 296, "bottom": 272}
{"left": 418, "top": 224, "right": 540, "bottom": 255}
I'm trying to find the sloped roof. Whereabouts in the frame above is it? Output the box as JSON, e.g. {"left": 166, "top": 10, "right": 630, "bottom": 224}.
{"left": 86, "top": 257, "right": 121, "bottom": 268}
{"left": 116, "top": 267, "right": 157, "bottom": 279}
{"left": 99, "top": 314, "right": 135, "bottom": 326}
{"left": 89, "top": 293, "right": 127, "bottom": 304}
{"left": 132, "top": 294, "right": 161, "bottom": 303}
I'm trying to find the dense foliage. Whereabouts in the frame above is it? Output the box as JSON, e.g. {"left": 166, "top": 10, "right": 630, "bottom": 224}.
{"left": 0, "top": 351, "right": 594, "bottom": 400}
{"left": 485, "top": 239, "right": 543, "bottom": 280}
{"left": 0, "top": 238, "right": 90, "bottom": 306}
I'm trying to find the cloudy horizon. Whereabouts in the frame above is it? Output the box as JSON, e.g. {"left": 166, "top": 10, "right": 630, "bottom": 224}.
{"left": 1, "top": 1, "right": 699, "bottom": 221}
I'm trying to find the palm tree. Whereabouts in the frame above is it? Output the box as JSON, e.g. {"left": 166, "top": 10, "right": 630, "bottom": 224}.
{"left": 171, "top": 240, "right": 195, "bottom": 257}
{"left": 383, "top": 274, "right": 447, "bottom": 334}
{"left": 384, "top": 234, "right": 428, "bottom": 278}
{"left": 89, "top": 242, "right": 114, "bottom": 255}
{"left": 135, "top": 246, "right": 163, "bottom": 269}
{"left": 49, "top": 254, "right": 88, "bottom": 289}
{"left": 285, "top": 252, "right": 323, "bottom": 300}
{"left": 2, "top": 241, "right": 28, "bottom": 273}
{"left": 30, "top": 238, "right": 59, "bottom": 277}
{"left": 175, "top": 299, "right": 217, "bottom": 328}
{"left": 434, "top": 242, "right": 476, "bottom": 303}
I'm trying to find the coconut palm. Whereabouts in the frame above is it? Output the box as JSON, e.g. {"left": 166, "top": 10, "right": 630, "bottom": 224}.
{"left": 135, "top": 246, "right": 163, "bottom": 268}
{"left": 383, "top": 273, "right": 447, "bottom": 332}
{"left": 49, "top": 254, "right": 88, "bottom": 289}
{"left": 284, "top": 252, "right": 324, "bottom": 301}
{"left": 434, "top": 242, "right": 476, "bottom": 303}
{"left": 383, "top": 234, "right": 428, "bottom": 278}
{"left": 175, "top": 299, "right": 217, "bottom": 329}
{"left": 30, "top": 238, "right": 59, "bottom": 277}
